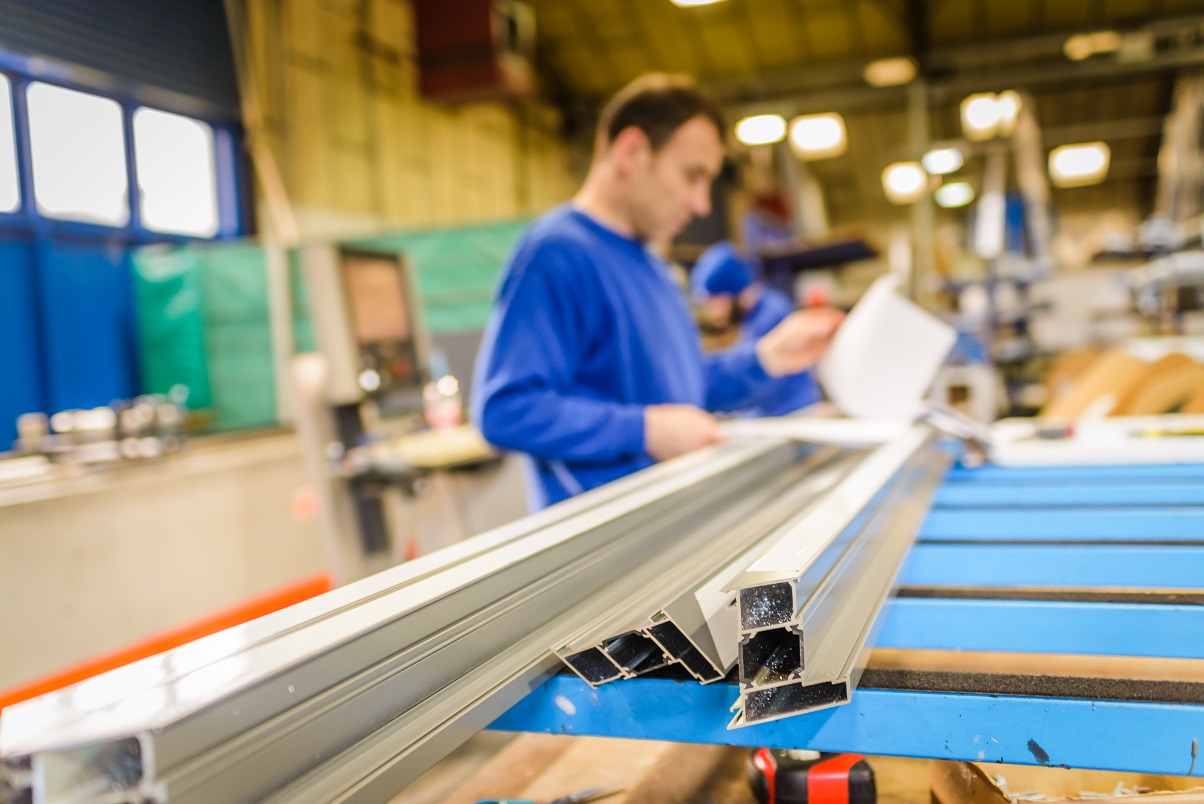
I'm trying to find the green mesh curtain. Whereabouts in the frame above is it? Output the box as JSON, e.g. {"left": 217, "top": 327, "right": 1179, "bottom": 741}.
{"left": 351, "top": 219, "right": 529, "bottom": 333}
{"left": 132, "top": 243, "right": 278, "bottom": 430}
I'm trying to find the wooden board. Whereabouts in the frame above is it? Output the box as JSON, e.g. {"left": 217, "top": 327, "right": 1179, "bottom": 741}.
{"left": 441, "top": 733, "right": 939, "bottom": 804}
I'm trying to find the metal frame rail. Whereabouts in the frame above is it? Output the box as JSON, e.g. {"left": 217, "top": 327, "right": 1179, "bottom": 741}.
{"left": 491, "top": 461, "right": 1204, "bottom": 778}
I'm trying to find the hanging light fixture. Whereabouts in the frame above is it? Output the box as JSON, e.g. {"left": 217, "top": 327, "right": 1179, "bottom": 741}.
{"left": 921, "top": 147, "right": 964, "bottom": 175}
{"left": 863, "top": 56, "right": 917, "bottom": 87}
{"left": 882, "top": 162, "right": 927, "bottom": 204}
{"left": 788, "top": 112, "right": 847, "bottom": 159}
{"left": 1049, "top": 142, "right": 1110, "bottom": 187}
{"left": 961, "top": 93, "right": 1002, "bottom": 141}
{"left": 735, "top": 114, "right": 787, "bottom": 146}
{"left": 935, "top": 181, "right": 975, "bottom": 208}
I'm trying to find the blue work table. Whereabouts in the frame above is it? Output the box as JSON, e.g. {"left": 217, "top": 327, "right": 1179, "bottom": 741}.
{"left": 490, "top": 462, "right": 1204, "bottom": 777}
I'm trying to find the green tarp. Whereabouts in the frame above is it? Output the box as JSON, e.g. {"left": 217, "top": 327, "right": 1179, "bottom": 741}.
{"left": 131, "top": 219, "right": 529, "bottom": 432}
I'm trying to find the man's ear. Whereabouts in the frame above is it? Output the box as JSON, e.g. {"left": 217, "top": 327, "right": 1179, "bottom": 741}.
{"left": 610, "top": 126, "right": 652, "bottom": 176}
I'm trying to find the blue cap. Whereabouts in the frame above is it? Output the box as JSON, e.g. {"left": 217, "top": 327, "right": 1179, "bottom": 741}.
{"left": 691, "top": 242, "right": 755, "bottom": 297}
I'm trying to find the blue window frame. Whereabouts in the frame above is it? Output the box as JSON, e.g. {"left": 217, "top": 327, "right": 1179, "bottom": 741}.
{"left": 0, "top": 47, "right": 249, "bottom": 448}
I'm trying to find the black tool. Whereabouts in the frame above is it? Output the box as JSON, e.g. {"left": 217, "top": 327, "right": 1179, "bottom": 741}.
{"left": 747, "top": 748, "right": 876, "bottom": 804}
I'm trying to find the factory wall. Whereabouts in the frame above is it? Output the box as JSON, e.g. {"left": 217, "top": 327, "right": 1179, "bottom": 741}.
{"left": 240, "top": 0, "right": 579, "bottom": 235}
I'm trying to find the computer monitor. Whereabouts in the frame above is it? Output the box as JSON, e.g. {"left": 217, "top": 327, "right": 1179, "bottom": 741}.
{"left": 340, "top": 250, "right": 423, "bottom": 395}
{"left": 302, "top": 244, "right": 430, "bottom": 406}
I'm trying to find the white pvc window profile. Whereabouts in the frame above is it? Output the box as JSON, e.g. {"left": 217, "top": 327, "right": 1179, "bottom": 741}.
{"left": 27, "top": 82, "right": 130, "bottom": 226}
{"left": 133, "top": 107, "right": 220, "bottom": 237}
{"left": 0, "top": 75, "right": 21, "bottom": 214}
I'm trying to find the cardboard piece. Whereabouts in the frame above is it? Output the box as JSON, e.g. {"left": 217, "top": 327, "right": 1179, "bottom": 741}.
{"left": 1044, "top": 346, "right": 1101, "bottom": 400}
{"left": 1184, "top": 381, "right": 1204, "bottom": 415}
{"left": 1040, "top": 349, "right": 1148, "bottom": 420}
{"left": 817, "top": 275, "right": 957, "bottom": 419}
{"left": 931, "top": 760, "right": 1204, "bottom": 803}
{"left": 1114, "top": 353, "right": 1204, "bottom": 416}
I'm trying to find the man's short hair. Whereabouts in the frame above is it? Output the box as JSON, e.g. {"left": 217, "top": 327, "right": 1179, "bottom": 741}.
{"left": 597, "top": 73, "right": 726, "bottom": 151}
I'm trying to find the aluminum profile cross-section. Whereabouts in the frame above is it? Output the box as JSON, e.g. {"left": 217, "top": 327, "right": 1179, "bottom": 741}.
{"left": 1, "top": 439, "right": 789, "bottom": 804}
{"left": 557, "top": 445, "right": 871, "bottom": 687}
{"left": 729, "top": 425, "right": 952, "bottom": 727}
{"left": 555, "top": 440, "right": 810, "bottom": 686}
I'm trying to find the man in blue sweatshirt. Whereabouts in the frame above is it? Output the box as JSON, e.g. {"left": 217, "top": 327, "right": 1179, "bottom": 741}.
{"left": 690, "top": 241, "right": 822, "bottom": 417}
{"left": 473, "top": 74, "right": 843, "bottom": 510}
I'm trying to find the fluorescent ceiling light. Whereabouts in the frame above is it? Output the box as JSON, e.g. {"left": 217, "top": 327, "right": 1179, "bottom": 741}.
{"left": 735, "top": 114, "right": 787, "bottom": 146}
{"left": 996, "top": 90, "right": 1022, "bottom": 136}
{"left": 921, "top": 147, "right": 963, "bottom": 175}
{"left": 1091, "top": 31, "right": 1123, "bottom": 53}
{"left": 961, "top": 93, "right": 1002, "bottom": 141}
{"left": 1064, "top": 34, "right": 1094, "bottom": 61}
{"left": 789, "top": 112, "right": 847, "bottom": 159}
{"left": 1064, "top": 30, "right": 1122, "bottom": 60}
{"left": 1049, "top": 142, "right": 1110, "bottom": 188}
{"left": 959, "top": 91, "right": 1021, "bottom": 141}
{"left": 863, "top": 57, "right": 916, "bottom": 87}
{"left": 670, "top": 0, "right": 726, "bottom": 6}
{"left": 882, "top": 162, "right": 927, "bottom": 204}
{"left": 935, "top": 181, "right": 975, "bottom": 208}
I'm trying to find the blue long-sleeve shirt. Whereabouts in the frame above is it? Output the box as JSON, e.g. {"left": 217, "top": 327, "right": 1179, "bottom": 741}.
{"left": 472, "top": 205, "right": 775, "bottom": 509}
{"left": 741, "top": 288, "right": 822, "bottom": 417}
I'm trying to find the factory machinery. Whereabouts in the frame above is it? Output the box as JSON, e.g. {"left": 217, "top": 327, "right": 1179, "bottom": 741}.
{"left": 3, "top": 418, "right": 1204, "bottom": 802}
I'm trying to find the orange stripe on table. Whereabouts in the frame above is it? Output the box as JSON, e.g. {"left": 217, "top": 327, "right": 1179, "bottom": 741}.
{"left": 0, "top": 571, "right": 332, "bottom": 713}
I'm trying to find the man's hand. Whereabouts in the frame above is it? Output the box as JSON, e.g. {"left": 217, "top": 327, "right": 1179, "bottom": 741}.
{"left": 644, "top": 404, "right": 724, "bottom": 461}
{"left": 755, "top": 307, "right": 845, "bottom": 378}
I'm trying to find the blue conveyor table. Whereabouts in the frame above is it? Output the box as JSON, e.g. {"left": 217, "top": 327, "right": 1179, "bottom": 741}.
{"left": 491, "top": 462, "right": 1204, "bottom": 777}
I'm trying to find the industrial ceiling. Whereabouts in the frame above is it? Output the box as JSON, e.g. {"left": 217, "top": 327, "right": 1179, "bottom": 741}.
{"left": 530, "top": 0, "right": 1204, "bottom": 227}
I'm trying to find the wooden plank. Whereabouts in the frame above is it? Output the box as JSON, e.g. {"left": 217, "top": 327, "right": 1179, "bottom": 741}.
{"left": 442, "top": 732, "right": 942, "bottom": 804}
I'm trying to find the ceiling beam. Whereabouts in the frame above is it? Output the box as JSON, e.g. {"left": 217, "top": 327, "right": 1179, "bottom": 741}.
{"left": 710, "top": 12, "right": 1204, "bottom": 106}
{"left": 1037, "top": 117, "right": 1165, "bottom": 149}
{"left": 725, "top": 37, "right": 1204, "bottom": 121}
{"left": 905, "top": 0, "right": 932, "bottom": 73}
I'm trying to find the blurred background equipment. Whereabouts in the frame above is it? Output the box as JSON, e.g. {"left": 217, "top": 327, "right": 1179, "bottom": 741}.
{"left": 295, "top": 243, "right": 515, "bottom": 582}
{"left": 8, "top": 0, "right": 1204, "bottom": 802}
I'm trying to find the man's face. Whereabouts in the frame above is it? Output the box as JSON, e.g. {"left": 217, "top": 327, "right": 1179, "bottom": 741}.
{"left": 702, "top": 294, "right": 735, "bottom": 329}
{"left": 625, "top": 116, "right": 725, "bottom": 243}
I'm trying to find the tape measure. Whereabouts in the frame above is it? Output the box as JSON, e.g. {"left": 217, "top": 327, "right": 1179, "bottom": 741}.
{"left": 747, "top": 748, "right": 876, "bottom": 804}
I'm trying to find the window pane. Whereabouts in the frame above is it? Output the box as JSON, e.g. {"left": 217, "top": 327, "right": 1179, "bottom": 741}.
{"left": 133, "top": 108, "right": 219, "bottom": 237}
{"left": 27, "top": 82, "right": 129, "bottom": 226}
{"left": 0, "top": 76, "right": 19, "bottom": 214}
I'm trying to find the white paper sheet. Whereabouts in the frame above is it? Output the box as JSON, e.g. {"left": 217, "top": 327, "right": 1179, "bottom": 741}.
{"left": 719, "top": 417, "right": 912, "bottom": 446}
{"left": 817, "top": 275, "right": 957, "bottom": 419}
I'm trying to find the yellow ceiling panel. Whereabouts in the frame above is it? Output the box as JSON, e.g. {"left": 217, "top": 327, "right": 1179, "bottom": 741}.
{"left": 929, "top": 0, "right": 980, "bottom": 45}
{"left": 1039, "top": 0, "right": 1094, "bottom": 30}
{"left": 527, "top": 0, "right": 1188, "bottom": 133}
{"left": 531, "top": 3, "right": 577, "bottom": 37}
{"left": 800, "top": 8, "right": 854, "bottom": 60}
{"left": 1103, "top": 0, "right": 1156, "bottom": 21}
{"left": 586, "top": 9, "right": 637, "bottom": 41}
{"left": 606, "top": 47, "right": 653, "bottom": 83}
{"left": 984, "top": 0, "right": 1034, "bottom": 38}
{"left": 623, "top": 1, "right": 693, "bottom": 75}
{"left": 855, "top": 0, "right": 909, "bottom": 56}
{"left": 1162, "top": 0, "right": 1204, "bottom": 12}
{"left": 692, "top": 7, "right": 759, "bottom": 78}
{"left": 553, "top": 49, "right": 611, "bottom": 96}
{"left": 743, "top": 0, "right": 811, "bottom": 71}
